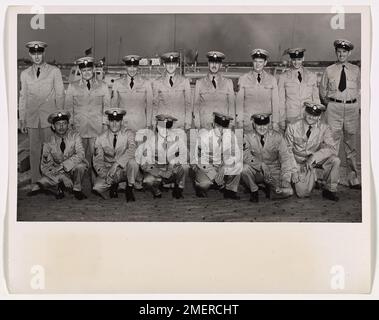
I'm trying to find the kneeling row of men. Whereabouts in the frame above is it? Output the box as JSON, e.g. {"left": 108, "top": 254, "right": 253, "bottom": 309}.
{"left": 28, "top": 101, "right": 340, "bottom": 202}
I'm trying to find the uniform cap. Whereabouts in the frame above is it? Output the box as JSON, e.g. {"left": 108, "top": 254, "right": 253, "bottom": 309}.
{"left": 334, "top": 39, "right": 354, "bottom": 51}
{"left": 251, "top": 48, "right": 269, "bottom": 60}
{"left": 26, "top": 41, "right": 47, "bottom": 53}
{"left": 122, "top": 55, "right": 141, "bottom": 66}
{"left": 48, "top": 110, "right": 71, "bottom": 124}
{"left": 286, "top": 48, "right": 306, "bottom": 59}
{"left": 304, "top": 101, "right": 326, "bottom": 116}
{"left": 156, "top": 114, "right": 177, "bottom": 129}
{"left": 206, "top": 51, "right": 226, "bottom": 62}
{"left": 213, "top": 112, "right": 233, "bottom": 128}
{"left": 251, "top": 113, "right": 271, "bottom": 125}
{"left": 75, "top": 56, "right": 94, "bottom": 69}
{"left": 105, "top": 108, "right": 126, "bottom": 121}
{"left": 161, "top": 52, "right": 180, "bottom": 63}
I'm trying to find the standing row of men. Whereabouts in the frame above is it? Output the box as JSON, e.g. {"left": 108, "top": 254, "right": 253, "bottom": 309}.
{"left": 19, "top": 38, "right": 361, "bottom": 202}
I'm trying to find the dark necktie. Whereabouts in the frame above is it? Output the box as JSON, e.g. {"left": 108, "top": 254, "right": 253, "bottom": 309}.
{"left": 130, "top": 77, "right": 134, "bottom": 89}
{"left": 36, "top": 67, "right": 40, "bottom": 78}
{"left": 338, "top": 65, "right": 346, "bottom": 92}
{"left": 113, "top": 134, "right": 117, "bottom": 149}
{"left": 257, "top": 73, "right": 261, "bottom": 83}
{"left": 306, "top": 125, "right": 312, "bottom": 139}
{"left": 60, "top": 138, "right": 66, "bottom": 153}
{"left": 298, "top": 71, "right": 302, "bottom": 83}
{"left": 86, "top": 80, "right": 91, "bottom": 90}
{"left": 169, "top": 76, "right": 173, "bottom": 87}
{"left": 212, "top": 76, "right": 217, "bottom": 89}
{"left": 260, "top": 135, "right": 265, "bottom": 147}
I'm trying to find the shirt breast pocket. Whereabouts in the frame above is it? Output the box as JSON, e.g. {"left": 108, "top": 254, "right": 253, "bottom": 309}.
{"left": 103, "top": 146, "right": 114, "bottom": 157}
{"left": 28, "top": 78, "right": 53, "bottom": 94}
{"left": 294, "top": 137, "right": 306, "bottom": 146}
{"left": 328, "top": 80, "right": 337, "bottom": 91}
{"left": 346, "top": 74, "right": 358, "bottom": 89}
{"left": 263, "top": 84, "right": 274, "bottom": 91}
{"left": 285, "top": 82, "right": 298, "bottom": 94}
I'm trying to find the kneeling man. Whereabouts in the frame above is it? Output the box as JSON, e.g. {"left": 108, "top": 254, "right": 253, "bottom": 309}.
{"left": 241, "top": 113, "right": 295, "bottom": 202}
{"left": 92, "top": 108, "right": 139, "bottom": 201}
{"left": 28, "top": 110, "right": 88, "bottom": 200}
{"left": 285, "top": 101, "right": 340, "bottom": 201}
{"left": 137, "top": 114, "right": 186, "bottom": 199}
{"left": 192, "top": 112, "right": 242, "bottom": 199}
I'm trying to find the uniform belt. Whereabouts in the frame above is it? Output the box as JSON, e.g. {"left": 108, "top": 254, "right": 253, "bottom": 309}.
{"left": 329, "top": 97, "right": 357, "bottom": 104}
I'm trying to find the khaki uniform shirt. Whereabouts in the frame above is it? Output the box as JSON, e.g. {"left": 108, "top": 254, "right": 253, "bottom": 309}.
{"left": 193, "top": 74, "right": 235, "bottom": 128}
{"left": 236, "top": 70, "right": 280, "bottom": 128}
{"left": 243, "top": 129, "right": 296, "bottom": 181}
{"left": 136, "top": 130, "right": 187, "bottom": 177}
{"left": 152, "top": 74, "right": 192, "bottom": 129}
{"left": 93, "top": 127, "right": 136, "bottom": 178}
{"left": 64, "top": 79, "right": 111, "bottom": 138}
{"left": 111, "top": 75, "right": 153, "bottom": 131}
{"left": 319, "top": 62, "right": 360, "bottom": 103}
{"left": 278, "top": 67, "right": 320, "bottom": 122}
{"left": 41, "top": 129, "right": 88, "bottom": 175}
{"left": 194, "top": 128, "right": 242, "bottom": 178}
{"left": 285, "top": 119, "right": 337, "bottom": 165}
{"left": 19, "top": 63, "right": 65, "bottom": 128}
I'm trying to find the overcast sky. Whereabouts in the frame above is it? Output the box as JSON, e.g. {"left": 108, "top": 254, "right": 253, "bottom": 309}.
{"left": 18, "top": 13, "right": 361, "bottom": 63}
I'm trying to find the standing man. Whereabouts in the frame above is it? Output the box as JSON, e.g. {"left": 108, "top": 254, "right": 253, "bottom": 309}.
{"left": 278, "top": 48, "right": 320, "bottom": 129}
{"left": 241, "top": 113, "right": 295, "bottom": 202}
{"left": 236, "top": 49, "right": 280, "bottom": 131}
{"left": 94, "top": 58, "right": 106, "bottom": 81}
{"left": 152, "top": 52, "right": 192, "bottom": 130}
{"left": 92, "top": 108, "right": 139, "bottom": 201}
{"left": 193, "top": 51, "right": 235, "bottom": 129}
{"left": 320, "top": 39, "right": 361, "bottom": 189}
{"left": 137, "top": 114, "right": 187, "bottom": 199}
{"left": 111, "top": 55, "right": 153, "bottom": 131}
{"left": 64, "top": 56, "right": 111, "bottom": 185}
{"left": 28, "top": 111, "right": 88, "bottom": 200}
{"left": 285, "top": 102, "right": 340, "bottom": 201}
{"left": 192, "top": 112, "right": 242, "bottom": 199}
{"left": 19, "top": 41, "right": 65, "bottom": 190}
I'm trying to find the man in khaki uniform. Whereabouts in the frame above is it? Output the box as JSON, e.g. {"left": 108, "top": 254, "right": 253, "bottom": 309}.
{"left": 241, "top": 113, "right": 296, "bottom": 202}
{"left": 236, "top": 49, "right": 280, "bottom": 131}
{"left": 285, "top": 102, "right": 340, "bottom": 201}
{"left": 19, "top": 41, "right": 65, "bottom": 188}
{"left": 278, "top": 48, "right": 320, "bottom": 129}
{"left": 92, "top": 108, "right": 139, "bottom": 201}
{"left": 152, "top": 52, "right": 192, "bottom": 130}
{"left": 111, "top": 55, "right": 153, "bottom": 131}
{"left": 94, "top": 58, "right": 105, "bottom": 81}
{"left": 28, "top": 111, "right": 88, "bottom": 200}
{"left": 192, "top": 112, "right": 242, "bottom": 199}
{"left": 193, "top": 51, "right": 235, "bottom": 129}
{"left": 319, "top": 39, "right": 361, "bottom": 189}
{"left": 136, "top": 115, "right": 187, "bottom": 199}
{"left": 64, "top": 56, "right": 110, "bottom": 185}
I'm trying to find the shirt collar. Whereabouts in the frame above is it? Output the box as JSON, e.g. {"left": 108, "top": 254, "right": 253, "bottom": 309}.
{"left": 336, "top": 62, "right": 349, "bottom": 69}
{"left": 208, "top": 73, "right": 220, "bottom": 81}
{"left": 33, "top": 62, "right": 47, "bottom": 71}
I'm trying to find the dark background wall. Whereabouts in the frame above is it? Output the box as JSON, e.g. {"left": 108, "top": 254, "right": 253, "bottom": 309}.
{"left": 18, "top": 13, "right": 361, "bottom": 63}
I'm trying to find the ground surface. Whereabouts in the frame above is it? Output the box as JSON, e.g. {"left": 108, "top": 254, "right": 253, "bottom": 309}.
{"left": 17, "top": 173, "right": 362, "bottom": 222}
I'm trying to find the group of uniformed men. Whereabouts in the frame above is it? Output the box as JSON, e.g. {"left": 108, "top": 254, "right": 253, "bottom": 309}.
{"left": 20, "top": 38, "right": 361, "bottom": 203}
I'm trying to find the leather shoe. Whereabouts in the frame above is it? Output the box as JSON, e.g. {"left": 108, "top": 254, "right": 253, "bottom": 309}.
{"left": 74, "top": 190, "right": 87, "bottom": 200}
{"left": 250, "top": 191, "right": 259, "bottom": 203}
{"left": 322, "top": 189, "right": 339, "bottom": 202}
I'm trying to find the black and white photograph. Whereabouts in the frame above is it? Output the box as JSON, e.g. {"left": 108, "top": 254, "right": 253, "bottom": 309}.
{"left": 2, "top": 3, "right": 373, "bottom": 294}
{"left": 16, "top": 12, "right": 363, "bottom": 222}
